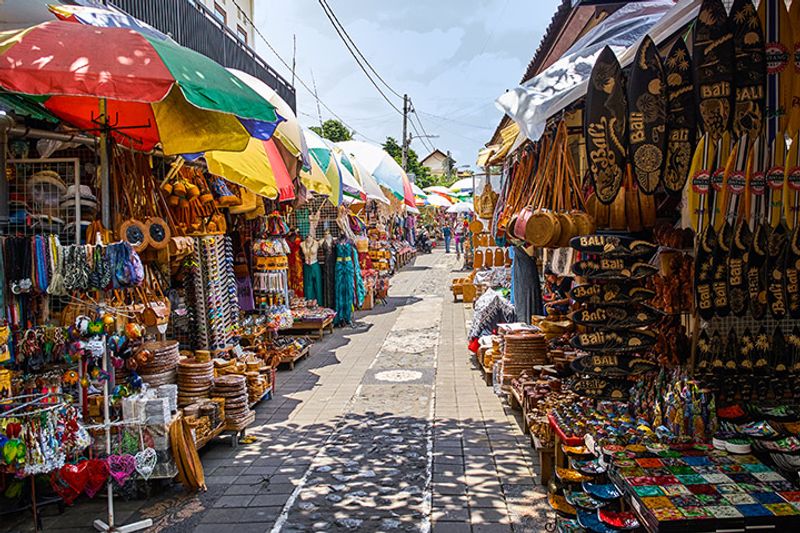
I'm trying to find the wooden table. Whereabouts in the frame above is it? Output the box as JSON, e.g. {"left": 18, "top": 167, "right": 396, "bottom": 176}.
{"left": 282, "top": 316, "right": 334, "bottom": 339}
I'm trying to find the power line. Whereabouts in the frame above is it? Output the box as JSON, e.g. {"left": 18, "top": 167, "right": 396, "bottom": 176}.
{"left": 317, "top": 0, "right": 403, "bottom": 115}
{"left": 316, "top": 0, "right": 403, "bottom": 100}
{"left": 234, "top": 4, "right": 378, "bottom": 142}
{"left": 417, "top": 110, "right": 494, "bottom": 130}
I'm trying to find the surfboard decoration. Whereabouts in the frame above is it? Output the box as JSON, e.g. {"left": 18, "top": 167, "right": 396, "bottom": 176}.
{"left": 570, "top": 354, "right": 658, "bottom": 378}
{"left": 789, "top": 0, "right": 800, "bottom": 134}
{"left": 627, "top": 35, "right": 666, "bottom": 195}
{"left": 784, "top": 134, "right": 800, "bottom": 229}
{"left": 786, "top": 225, "right": 800, "bottom": 318}
{"left": 695, "top": 329, "right": 713, "bottom": 373}
{"left": 758, "top": 0, "right": 795, "bottom": 142}
{"left": 711, "top": 133, "right": 734, "bottom": 233}
{"left": 748, "top": 222, "right": 769, "bottom": 319}
{"left": 694, "top": 218, "right": 717, "bottom": 320}
{"left": 687, "top": 134, "right": 716, "bottom": 232}
{"left": 571, "top": 259, "right": 658, "bottom": 281}
{"left": 730, "top": 0, "right": 766, "bottom": 141}
{"left": 569, "top": 283, "right": 655, "bottom": 306}
{"left": 585, "top": 46, "right": 628, "bottom": 205}
{"left": 785, "top": 136, "right": 800, "bottom": 319}
{"left": 569, "top": 305, "right": 663, "bottom": 330}
{"left": 664, "top": 39, "right": 695, "bottom": 195}
{"left": 693, "top": 0, "right": 734, "bottom": 142}
{"left": 727, "top": 139, "right": 752, "bottom": 315}
{"left": 767, "top": 219, "right": 788, "bottom": 319}
{"left": 729, "top": 218, "right": 752, "bottom": 315}
{"left": 568, "top": 235, "right": 657, "bottom": 258}
{"left": 767, "top": 137, "right": 788, "bottom": 228}
{"left": 570, "top": 329, "right": 657, "bottom": 353}
{"left": 709, "top": 136, "right": 735, "bottom": 317}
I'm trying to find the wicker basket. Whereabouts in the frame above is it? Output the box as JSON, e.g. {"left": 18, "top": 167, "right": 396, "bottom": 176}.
{"left": 526, "top": 210, "right": 560, "bottom": 247}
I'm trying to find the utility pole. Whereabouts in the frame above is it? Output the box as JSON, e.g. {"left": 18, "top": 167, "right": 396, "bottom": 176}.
{"left": 291, "top": 34, "right": 296, "bottom": 87}
{"left": 401, "top": 94, "right": 409, "bottom": 171}
{"left": 446, "top": 150, "right": 453, "bottom": 181}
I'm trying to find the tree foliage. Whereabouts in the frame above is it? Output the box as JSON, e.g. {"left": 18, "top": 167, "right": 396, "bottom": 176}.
{"left": 309, "top": 119, "right": 353, "bottom": 143}
{"left": 381, "top": 136, "right": 449, "bottom": 189}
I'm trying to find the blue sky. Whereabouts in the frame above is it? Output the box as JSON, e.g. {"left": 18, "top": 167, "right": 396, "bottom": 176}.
{"left": 253, "top": 0, "right": 561, "bottom": 167}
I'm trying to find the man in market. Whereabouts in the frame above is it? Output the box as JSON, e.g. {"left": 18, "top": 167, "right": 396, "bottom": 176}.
{"left": 454, "top": 217, "right": 464, "bottom": 258}
{"left": 442, "top": 221, "right": 452, "bottom": 253}
{"left": 543, "top": 267, "right": 572, "bottom": 316}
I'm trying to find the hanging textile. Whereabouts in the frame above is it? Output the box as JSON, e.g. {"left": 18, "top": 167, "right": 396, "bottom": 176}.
{"left": 512, "top": 245, "right": 543, "bottom": 323}
{"left": 286, "top": 234, "right": 304, "bottom": 298}
{"left": 321, "top": 237, "right": 336, "bottom": 309}
{"left": 334, "top": 241, "right": 356, "bottom": 325}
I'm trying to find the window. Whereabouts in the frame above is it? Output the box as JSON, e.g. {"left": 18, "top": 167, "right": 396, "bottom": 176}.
{"left": 213, "top": 2, "right": 226, "bottom": 24}
{"left": 237, "top": 25, "right": 248, "bottom": 45}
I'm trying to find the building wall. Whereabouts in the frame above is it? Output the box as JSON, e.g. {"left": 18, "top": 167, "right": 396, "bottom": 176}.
{"left": 422, "top": 152, "right": 448, "bottom": 177}
{"left": 198, "top": 0, "right": 255, "bottom": 46}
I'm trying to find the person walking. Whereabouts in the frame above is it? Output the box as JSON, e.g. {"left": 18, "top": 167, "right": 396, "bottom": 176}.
{"left": 442, "top": 223, "right": 452, "bottom": 253}
{"left": 454, "top": 219, "right": 464, "bottom": 258}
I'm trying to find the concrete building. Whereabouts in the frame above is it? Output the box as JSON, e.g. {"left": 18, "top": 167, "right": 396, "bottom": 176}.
{"left": 198, "top": 0, "right": 255, "bottom": 46}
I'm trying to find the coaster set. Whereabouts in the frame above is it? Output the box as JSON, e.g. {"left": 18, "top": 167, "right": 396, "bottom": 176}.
{"left": 177, "top": 358, "right": 215, "bottom": 407}
{"left": 212, "top": 374, "right": 252, "bottom": 424}
{"left": 502, "top": 333, "right": 548, "bottom": 384}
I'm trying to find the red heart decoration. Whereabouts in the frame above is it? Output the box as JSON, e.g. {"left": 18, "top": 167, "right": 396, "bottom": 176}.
{"left": 50, "top": 470, "right": 79, "bottom": 505}
{"left": 60, "top": 461, "right": 89, "bottom": 495}
{"left": 84, "top": 458, "right": 109, "bottom": 498}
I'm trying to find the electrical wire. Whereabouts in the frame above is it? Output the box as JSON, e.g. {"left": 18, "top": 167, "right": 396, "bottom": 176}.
{"left": 417, "top": 110, "right": 494, "bottom": 130}
{"left": 232, "top": 4, "right": 378, "bottom": 142}
{"left": 316, "top": 0, "right": 403, "bottom": 115}
{"left": 317, "top": 0, "right": 404, "bottom": 100}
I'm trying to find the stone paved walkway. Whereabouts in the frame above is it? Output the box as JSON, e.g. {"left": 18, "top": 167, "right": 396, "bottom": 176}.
{"left": 7, "top": 250, "right": 548, "bottom": 533}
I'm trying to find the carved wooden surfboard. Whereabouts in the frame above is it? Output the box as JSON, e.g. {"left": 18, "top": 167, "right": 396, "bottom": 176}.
{"left": 569, "top": 305, "right": 663, "bottom": 330}
{"left": 569, "top": 283, "right": 655, "bottom": 306}
{"left": 628, "top": 35, "right": 667, "bottom": 195}
{"left": 571, "top": 329, "right": 657, "bottom": 353}
{"left": 730, "top": 0, "right": 766, "bottom": 140}
{"left": 568, "top": 235, "right": 657, "bottom": 258}
{"left": 664, "top": 39, "right": 695, "bottom": 195}
{"left": 759, "top": 0, "right": 795, "bottom": 143}
{"left": 693, "top": 0, "right": 734, "bottom": 142}
{"left": 585, "top": 46, "right": 627, "bottom": 205}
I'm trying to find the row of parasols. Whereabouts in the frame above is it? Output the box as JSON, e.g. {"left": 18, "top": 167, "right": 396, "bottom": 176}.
{"left": 0, "top": 4, "right": 423, "bottom": 210}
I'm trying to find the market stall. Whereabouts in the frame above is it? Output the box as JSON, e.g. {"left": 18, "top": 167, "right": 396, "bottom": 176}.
{"left": 477, "top": 0, "right": 800, "bottom": 531}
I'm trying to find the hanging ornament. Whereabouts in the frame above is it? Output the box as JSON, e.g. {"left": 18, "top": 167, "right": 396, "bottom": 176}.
{"left": 134, "top": 447, "right": 157, "bottom": 480}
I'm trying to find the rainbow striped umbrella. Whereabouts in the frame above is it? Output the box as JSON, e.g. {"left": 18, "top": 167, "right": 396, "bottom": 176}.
{"left": 337, "top": 141, "right": 415, "bottom": 207}
{"left": 304, "top": 128, "right": 343, "bottom": 205}
{"left": 0, "top": 20, "right": 281, "bottom": 155}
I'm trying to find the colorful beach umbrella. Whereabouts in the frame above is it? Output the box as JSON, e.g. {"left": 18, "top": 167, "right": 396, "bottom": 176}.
{"left": 446, "top": 202, "right": 475, "bottom": 214}
{"left": 337, "top": 141, "right": 415, "bottom": 207}
{"left": 426, "top": 193, "right": 453, "bottom": 208}
{"left": 49, "top": 4, "right": 167, "bottom": 40}
{"left": 449, "top": 177, "right": 475, "bottom": 194}
{"left": 0, "top": 20, "right": 281, "bottom": 154}
{"left": 304, "top": 128, "right": 343, "bottom": 205}
{"left": 334, "top": 144, "right": 389, "bottom": 204}
{"left": 228, "top": 69, "right": 309, "bottom": 166}
{"left": 205, "top": 138, "right": 294, "bottom": 201}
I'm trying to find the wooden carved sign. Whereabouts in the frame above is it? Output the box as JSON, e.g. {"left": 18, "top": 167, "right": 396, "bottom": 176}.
{"left": 585, "top": 46, "right": 627, "bottom": 205}
{"left": 786, "top": 225, "right": 800, "bottom": 318}
{"left": 572, "top": 259, "right": 658, "bottom": 280}
{"left": 571, "top": 353, "right": 658, "bottom": 377}
{"left": 628, "top": 35, "right": 667, "bottom": 194}
{"left": 569, "top": 305, "right": 662, "bottom": 330}
{"left": 730, "top": 0, "right": 766, "bottom": 140}
{"left": 747, "top": 220, "right": 769, "bottom": 319}
{"left": 664, "top": 39, "right": 695, "bottom": 195}
{"left": 570, "top": 329, "right": 657, "bottom": 353}
{"left": 570, "top": 376, "right": 630, "bottom": 401}
{"left": 569, "top": 235, "right": 657, "bottom": 258}
{"left": 693, "top": 0, "right": 734, "bottom": 141}
{"left": 569, "top": 283, "right": 655, "bottom": 306}
{"left": 728, "top": 220, "right": 752, "bottom": 315}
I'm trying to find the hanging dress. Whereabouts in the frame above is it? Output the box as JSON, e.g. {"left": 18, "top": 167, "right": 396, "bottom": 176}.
{"left": 287, "top": 235, "right": 304, "bottom": 298}
{"left": 334, "top": 241, "right": 356, "bottom": 325}
{"left": 321, "top": 238, "right": 336, "bottom": 309}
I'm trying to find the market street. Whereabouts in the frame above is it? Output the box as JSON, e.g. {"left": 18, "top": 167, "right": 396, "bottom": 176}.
{"left": 10, "top": 251, "right": 547, "bottom": 533}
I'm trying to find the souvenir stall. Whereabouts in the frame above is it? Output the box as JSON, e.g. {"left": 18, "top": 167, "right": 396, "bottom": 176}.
{"left": 480, "top": 0, "right": 800, "bottom": 531}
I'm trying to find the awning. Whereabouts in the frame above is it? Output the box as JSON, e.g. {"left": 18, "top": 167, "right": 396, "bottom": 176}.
{"left": 487, "top": 122, "right": 521, "bottom": 165}
{"left": 476, "top": 146, "right": 497, "bottom": 167}
{"left": 496, "top": 0, "right": 696, "bottom": 143}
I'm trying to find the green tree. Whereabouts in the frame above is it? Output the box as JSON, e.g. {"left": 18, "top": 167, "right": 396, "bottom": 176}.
{"left": 309, "top": 119, "right": 353, "bottom": 142}
{"left": 382, "top": 137, "right": 439, "bottom": 189}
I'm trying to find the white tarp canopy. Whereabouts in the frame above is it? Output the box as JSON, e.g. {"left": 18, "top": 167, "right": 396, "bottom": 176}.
{"left": 496, "top": 0, "right": 700, "bottom": 143}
